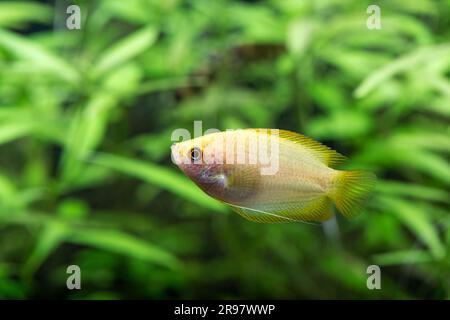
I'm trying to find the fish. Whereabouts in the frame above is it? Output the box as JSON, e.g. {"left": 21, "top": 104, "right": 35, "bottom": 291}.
{"left": 171, "top": 128, "right": 376, "bottom": 223}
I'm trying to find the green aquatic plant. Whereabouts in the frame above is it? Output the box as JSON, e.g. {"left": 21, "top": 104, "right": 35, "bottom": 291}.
{"left": 0, "top": 0, "right": 448, "bottom": 299}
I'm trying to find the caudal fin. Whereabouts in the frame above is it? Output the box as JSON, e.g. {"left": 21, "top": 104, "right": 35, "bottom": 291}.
{"left": 329, "top": 170, "right": 376, "bottom": 219}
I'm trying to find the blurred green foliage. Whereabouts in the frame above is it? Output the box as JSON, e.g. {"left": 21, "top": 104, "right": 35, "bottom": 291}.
{"left": 0, "top": 0, "right": 449, "bottom": 299}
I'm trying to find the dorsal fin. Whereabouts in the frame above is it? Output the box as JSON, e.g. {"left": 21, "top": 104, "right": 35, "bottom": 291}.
{"left": 277, "top": 130, "right": 347, "bottom": 167}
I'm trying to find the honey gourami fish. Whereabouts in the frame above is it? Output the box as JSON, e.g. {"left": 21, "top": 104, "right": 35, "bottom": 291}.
{"left": 171, "top": 129, "right": 376, "bottom": 223}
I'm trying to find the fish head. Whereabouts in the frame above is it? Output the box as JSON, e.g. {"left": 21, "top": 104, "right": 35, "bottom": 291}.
{"left": 171, "top": 133, "right": 228, "bottom": 195}
{"left": 171, "top": 131, "right": 261, "bottom": 203}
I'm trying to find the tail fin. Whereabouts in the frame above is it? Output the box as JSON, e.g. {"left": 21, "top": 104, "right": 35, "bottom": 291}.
{"left": 328, "top": 170, "right": 376, "bottom": 219}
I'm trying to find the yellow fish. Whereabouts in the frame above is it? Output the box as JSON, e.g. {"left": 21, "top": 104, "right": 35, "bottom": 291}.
{"left": 171, "top": 129, "right": 375, "bottom": 223}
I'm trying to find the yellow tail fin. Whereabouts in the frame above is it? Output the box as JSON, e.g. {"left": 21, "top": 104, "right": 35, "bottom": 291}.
{"left": 329, "top": 170, "right": 376, "bottom": 219}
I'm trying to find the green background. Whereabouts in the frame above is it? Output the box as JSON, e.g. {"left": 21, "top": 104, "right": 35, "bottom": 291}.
{"left": 0, "top": 0, "right": 449, "bottom": 299}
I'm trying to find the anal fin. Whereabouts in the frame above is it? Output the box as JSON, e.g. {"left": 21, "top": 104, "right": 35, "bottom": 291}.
{"left": 229, "top": 204, "right": 301, "bottom": 223}
{"left": 226, "top": 197, "right": 333, "bottom": 224}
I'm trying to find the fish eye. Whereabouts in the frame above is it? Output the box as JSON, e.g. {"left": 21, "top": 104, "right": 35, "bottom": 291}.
{"left": 189, "top": 147, "right": 202, "bottom": 162}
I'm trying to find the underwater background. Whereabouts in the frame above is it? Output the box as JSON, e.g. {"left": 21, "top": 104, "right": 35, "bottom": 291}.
{"left": 0, "top": 0, "right": 449, "bottom": 299}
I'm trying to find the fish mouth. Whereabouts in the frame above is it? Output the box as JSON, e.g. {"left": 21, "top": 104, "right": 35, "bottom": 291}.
{"left": 171, "top": 143, "right": 184, "bottom": 167}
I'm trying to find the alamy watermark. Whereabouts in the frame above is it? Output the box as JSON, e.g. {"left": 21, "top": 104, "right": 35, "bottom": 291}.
{"left": 66, "top": 5, "right": 82, "bottom": 30}
{"left": 366, "top": 265, "right": 381, "bottom": 290}
{"left": 171, "top": 121, "right": 279, "bottom": 175}
{"left": 66, "top": 265, "right": 81, "bottom": 290}
{"left": 367, "top": 5, "right": 382, "bottom": 30}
